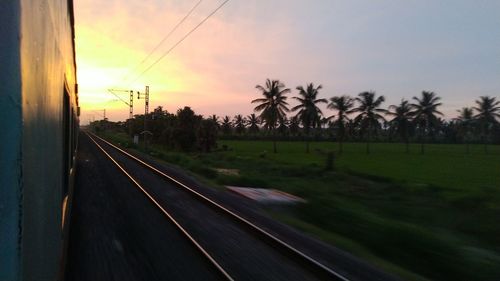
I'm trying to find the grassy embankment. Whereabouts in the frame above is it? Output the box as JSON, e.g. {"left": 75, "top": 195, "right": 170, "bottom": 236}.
{"left": 98, "top": 131, "right": 500, "bottom": 281}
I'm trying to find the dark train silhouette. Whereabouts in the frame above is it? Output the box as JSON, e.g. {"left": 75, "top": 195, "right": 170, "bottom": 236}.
{"left": 0, "top": 0, "right": 78, "bottom": 280}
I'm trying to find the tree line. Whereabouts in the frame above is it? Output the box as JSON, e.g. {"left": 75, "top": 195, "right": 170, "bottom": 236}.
{"left": 92, "top": 78, "right": 500, "bottom": 154}
{"left": 219, "top": 79, "right": 499, "bottom": 154}
{"left": 92, "top": 106, "right": 218, "bottom": 152}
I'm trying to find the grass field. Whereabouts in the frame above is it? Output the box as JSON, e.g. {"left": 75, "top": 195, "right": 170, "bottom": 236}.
{"left": 218, "top": 140, "right": 500, "bottom": 192}
{"left": 99, "top": 131, "right": 500, "bottom": 281}
{"left": 214, "top": 140, "right": 500, "bottom": 281}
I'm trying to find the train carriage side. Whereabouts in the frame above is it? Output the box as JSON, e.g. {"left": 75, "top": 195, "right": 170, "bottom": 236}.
{"left": 0, "top": 0, "right": 78, "bottom": 280}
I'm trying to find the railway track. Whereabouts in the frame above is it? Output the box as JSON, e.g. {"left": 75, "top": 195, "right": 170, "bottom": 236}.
{"left": 86, "top": 131, "right": 350, "bottom": 281}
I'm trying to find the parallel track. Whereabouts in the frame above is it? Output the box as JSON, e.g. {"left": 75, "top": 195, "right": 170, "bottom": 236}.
{"left": 86, "top": 131, "right": 350, "bottom": 281}
{"left": 86, "top": 132, "right": 234, "bottom": 281}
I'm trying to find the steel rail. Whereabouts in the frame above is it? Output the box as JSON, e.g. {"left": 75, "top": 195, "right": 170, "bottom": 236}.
{"left": 85, "top": 132, "right": 235, "bottom": 281}
{"left": 90, "top": 132, "right": 350, "bottom": 281}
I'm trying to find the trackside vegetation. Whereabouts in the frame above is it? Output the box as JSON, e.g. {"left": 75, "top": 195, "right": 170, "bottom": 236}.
{"left": 89, "top": 81, "right": 499, "bottom": 280}
{"left": 94, "top": 128, "right": 500, "bottom": 281}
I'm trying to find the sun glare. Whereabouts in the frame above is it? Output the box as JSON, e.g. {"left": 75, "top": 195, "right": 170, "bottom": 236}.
{"left": 75, "top": 23, "right": 196, "bottom": 119}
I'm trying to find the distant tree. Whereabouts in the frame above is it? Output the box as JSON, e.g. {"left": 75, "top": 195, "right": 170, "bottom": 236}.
{"left": 152, "top": 106, "right": 166, "bottom": 119}
{"left": 233, "top": 114, "right": 246, "bottom": 135}
{"left": 221, "top": 115, "right": 232, "bottom": 136}
{"left": 325, "top": 119, "right": 336, "bottom": 138}
{"left": 435, "top": 117, "right": 447, "bottom": 141}
{"left": 209, "top": 114, "right": 220, "bottom": 129}
{"left": 319, "top": 117, "right": 330, "bottom": 138}
{"left": 353, "top": 91, "right": 386, "bottom": 154}
{"left": 411, "top": 91, "right": 443, "bottom": 154}
{"left": 247, "top": 113, "right": 260, "bottom": 135}
{"left": 277, "top": 116, "right": 289, "bottom": 136}
{"left": 385, "top": 99, "right": 413, "bottom": 153}
{"left": 455, "top": 107, "right": 474, "bottom": 123}
{"left": 454, "top": 107, "right": 474, "bottom": 153}
{"left": 292, "top": 83, "right": 327, "bottom": 153}
{"left": 439, "top": 119, "right": 458, "bottom": 144}
{"left": 346, "top": 119, "right": 357, "bottom": 140}
{"left": 320, "top": 117, "right": 329, "bottom": 129}
{"left": 158, "top": 112, "right": 177, "bottom": 149}
{"left": 327, "top": 95, "right": 354, "bottom": 154}
{"left": 150, "top": 106, "right": 169, "bottom": 142}
{"left": 289, "top": 116, "right": 300, "bottom": 136}
{"left": 174, "top": 106, "right": 202, "bottom": 151}
{"left": 473, "top": 96, "right": 500, "bottom": 153}
{"left": 252, "top": 79, "right": 290, "bottom": 153}
{"left": 197, "top": 118, "right": 218, "bottom": 152}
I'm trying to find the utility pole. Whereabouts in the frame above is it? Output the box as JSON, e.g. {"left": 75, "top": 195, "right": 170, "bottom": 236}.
{"left": 108, "top": 88, "right": 136, "bottom": 136}
{"left": 137, "top": 86, "right": 151, "bottom": 151}
{"left": 107, "top": 89, "right": 134, "bottom": 119}
{"left": 129, "top": 90, "right": 134, "bottom": 119}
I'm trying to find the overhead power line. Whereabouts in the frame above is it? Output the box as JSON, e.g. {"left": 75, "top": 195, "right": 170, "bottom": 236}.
{"left": 108, "top": 89, "right": 131, "bottom": 106}
{"left": 120, "top": 0, "right": 204, "bottom": 83}
{"left": 127, "top": 0, "right": 230, "bottom": 86}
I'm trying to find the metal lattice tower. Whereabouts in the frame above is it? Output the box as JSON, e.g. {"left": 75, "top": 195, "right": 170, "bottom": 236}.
{"left": 129, "top": 90, "right": 134, "bottom": 119}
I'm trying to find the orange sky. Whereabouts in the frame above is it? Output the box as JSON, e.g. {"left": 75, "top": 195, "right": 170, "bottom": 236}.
{"left": 76, "top": 0, "right": 266, "bottom": 123}
{"left": 75, "top": 0, "right": 500, "bottom": 124}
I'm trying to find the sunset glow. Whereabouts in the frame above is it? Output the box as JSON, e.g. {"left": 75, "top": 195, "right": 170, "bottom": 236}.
{"left": 75, "top": 0, "right": 500, "bottom": 124}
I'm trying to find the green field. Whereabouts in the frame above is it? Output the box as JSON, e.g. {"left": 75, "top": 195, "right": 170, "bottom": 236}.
{"left": 213, "top": 141, "right": 500, "bottom": 280}
{"left": 218, "top": 140, "right": 500, "bottom": 192}
{"left": 99, "top": 132, "right": 500, "bottom": 281}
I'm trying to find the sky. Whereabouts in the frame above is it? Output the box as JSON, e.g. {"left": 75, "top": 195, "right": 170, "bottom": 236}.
{"left": 75, "top": 0, "right": 500, "bottom": 124}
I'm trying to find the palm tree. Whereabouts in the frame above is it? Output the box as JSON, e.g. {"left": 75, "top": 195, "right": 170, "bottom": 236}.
{"left": 353, "top": 91, "right": 386, "bottom": 154}
{"left": 233, "top": 114, "right": 246, "bottom": 135}
{"left": 411, "top": 91, "right": 443, "bottom": 154}
{"left": 221, "top": 115, "right": 232, "bottom": 136}
{"left": 291, "top": 83, "right": 327, "bottom": 153}
{"left": 320, "top": 117, "right": 329, "bottom": 129}
{"left": 346, "top": 119, "right": 357, "bottom": 140}
{"left": 327, "top": 95, "right": 354, "bottom": 154}
{"left": 454, "top": 107, "right": 474, "bottom": 154}
{"left": 209, "top": 114, "right": 220, "bottom": 130}
{"left": 289, "top": 116, "right": 300, "bottom": 136}
{"left": 247, "top": 113, "right": 260, "bottom": 135}
{"left": 277, "top": 116, "right": 289, "bottom": 136}
{"left": 252, "top": 79, "right": 290, "bottom": 153}
{"left": 319, "top": 117, "right": 330, "bottom": 138}
{"left": 197, "top": 118, "right": 218, "bottom": 152}
{"left": 473, "top": 96, "right": 500, "bottom": 153}
{"left": 385, "top": 99, "right": 413, "bottom": 153}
